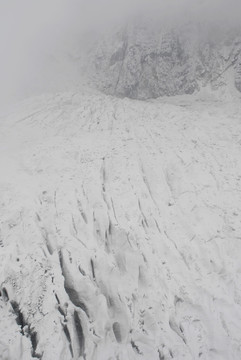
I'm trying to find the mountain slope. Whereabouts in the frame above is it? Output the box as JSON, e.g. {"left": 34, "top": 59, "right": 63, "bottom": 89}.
{"left": 89, "top": 22, "right": 241, "bottom": 99}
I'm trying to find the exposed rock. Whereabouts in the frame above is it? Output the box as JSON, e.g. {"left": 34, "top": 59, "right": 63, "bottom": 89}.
{"left": 89, "top": 22, "right": 241, "bottom": 99}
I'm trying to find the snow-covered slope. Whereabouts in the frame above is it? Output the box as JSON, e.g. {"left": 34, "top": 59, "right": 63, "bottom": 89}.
{"left": 1, "top": 89, "right": 241, "bottom": 359}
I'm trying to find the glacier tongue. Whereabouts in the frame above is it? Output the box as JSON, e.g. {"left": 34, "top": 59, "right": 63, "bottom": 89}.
{"left": 1, "top": 90, "right": 241, "bottom": 359}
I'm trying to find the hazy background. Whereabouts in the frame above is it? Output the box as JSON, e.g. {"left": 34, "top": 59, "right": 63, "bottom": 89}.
{"left": 1, "top": 0, "right": 241, "bottom": 108}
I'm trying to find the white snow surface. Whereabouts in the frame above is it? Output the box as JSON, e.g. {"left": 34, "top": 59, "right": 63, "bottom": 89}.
{"left": 1, "top": 89, "right": 241, "bottom": 359}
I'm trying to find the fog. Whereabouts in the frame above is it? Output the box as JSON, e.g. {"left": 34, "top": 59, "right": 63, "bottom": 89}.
{"left": 0, "top": 0, "right": 241, "bottom": 107}
{"left": 1, "top": 2, "right": 241, "bottom": 357}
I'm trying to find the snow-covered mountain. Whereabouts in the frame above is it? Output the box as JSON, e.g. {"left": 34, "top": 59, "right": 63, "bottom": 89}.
{"left": 88, "top": 19, "right": 241, "bottom": 99}
{"left": 1, "top": 1, "right": 241, "bottom": 359}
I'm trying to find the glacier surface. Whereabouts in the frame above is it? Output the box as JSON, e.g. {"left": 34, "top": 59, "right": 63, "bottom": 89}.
{"left": 0, "top": 89, "right": 241, "bottom": 359}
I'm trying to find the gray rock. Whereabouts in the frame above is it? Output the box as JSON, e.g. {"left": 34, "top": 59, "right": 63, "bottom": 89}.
{"left": 88, "top": 22, "right": 241, "bottom": 99}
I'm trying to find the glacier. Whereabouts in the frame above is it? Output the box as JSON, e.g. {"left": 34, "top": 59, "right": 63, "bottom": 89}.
{"left": 1, "top": 88, "right": 241, "bottom": 359}
{"left": 1, "top": 1, "right": 241, "bottom": 358}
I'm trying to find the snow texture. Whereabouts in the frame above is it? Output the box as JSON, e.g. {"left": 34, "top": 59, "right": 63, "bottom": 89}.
{"left": 1, "top": 88, "right": 241, "bottom": 359}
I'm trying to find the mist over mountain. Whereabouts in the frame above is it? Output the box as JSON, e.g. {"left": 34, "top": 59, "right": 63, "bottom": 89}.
{"left": 86, "top": 2, "right": 241, "bottom": 99}
{"left": 1, "top": 0, "right": 241, "bottom": 103}
{"left": 1, "top": 2, "right": 241, "bottom": 360}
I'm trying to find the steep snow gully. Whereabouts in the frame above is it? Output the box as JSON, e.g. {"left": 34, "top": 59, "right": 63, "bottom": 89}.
{"left": 1, "top": 90, "right": 241, "bottom": 359}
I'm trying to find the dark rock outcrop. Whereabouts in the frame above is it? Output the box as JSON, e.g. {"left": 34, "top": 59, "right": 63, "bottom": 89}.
{"left": 89, "top": 21, "right": 241, "bottom": 99}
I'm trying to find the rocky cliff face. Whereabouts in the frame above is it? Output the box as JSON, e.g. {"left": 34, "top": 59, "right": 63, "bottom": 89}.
{"left": 89, "top": 21, "right": 241, "bottom": 99}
